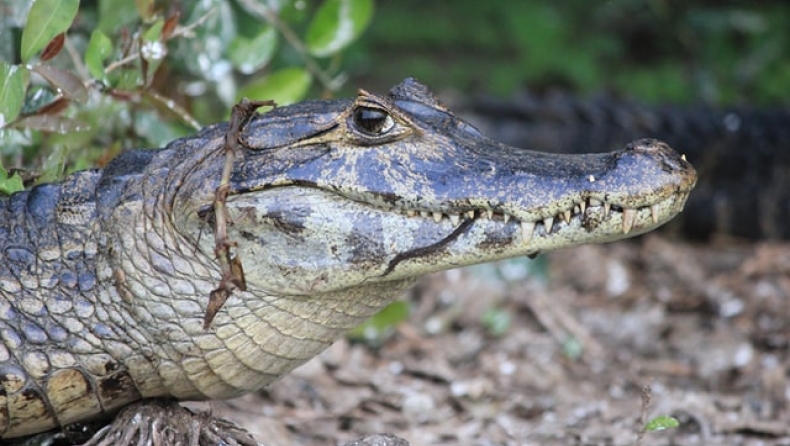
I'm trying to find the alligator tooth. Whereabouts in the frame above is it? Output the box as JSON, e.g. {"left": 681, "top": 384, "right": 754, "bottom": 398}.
{"left": 543, "top": 217, "right": 554, "bottom": 233}
{"left": 673, "top": 192, "right": 688, "bottom": 212}
{"left": 432, "top": 212, "right": 443, "bottom": 223}
{"left": 589, "top": 198, "right": 602, "bottom": 207}
{"left": 521, "top": 221, "right": 535, "bottom": 242}
{"left": 579, "top": 200, "right": 586, "bottom": 213}
{"left": 503, "top": 213, "right": 511, "bottom": 224}
{"left": 449, "top": 214, "right": 460, "bottom": 225}
{"left": 603, "top": 202, "right": 611, "bottom": 217}
{"left": 650, "top": 204, "right": 659, "bottom": 223}
{"left": 562, "top": 210, "right": 571, "bottom": 223}
{"left": 622, "top": 208, "right": 637, "bottom": 234}
{"left": 421, "top": 211, "right": 430, "bottom": 218}
{"left": 467, "top": 210, "right": 475, "bottom": 219}
{"left": 407, "top": 210, "right": 417, "bottom": 217}
{"left": 485, "top": 210, "right": 494, "bottom": 219}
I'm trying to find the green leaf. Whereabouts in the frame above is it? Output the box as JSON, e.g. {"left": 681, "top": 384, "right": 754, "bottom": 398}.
{"left": 238, "top": 68, "right": 312, "bottom": 106}
{"left": 38, "top": 143, "right": 70, "bottom": 183}
{"left": 561, "top": 337, "right": 583, "bottom": 360}
{"left": 115, "top": 69, "right": 144, "bottom": 91}
{"left": 306, "top": 0, "right": 373, "bottom": 58}
{"left": 645, "top": 415, "right": 680, "bottom": 432}
{"left": 85, "top": 30, "right": 113, "bottom": 81}
{"left": 98, "top": 0, "right": 139, "bottom": 34}
{"left": 228, "top": 26, "right": 279, "bottom": 75}
{"left": 481, "top": 307, "right": 512, "bottom": 337}
{"left": 0, "top": 160, "right": 24, "bottom": 195}
{"left": 348, "top": 300, "right": 410, "bottom": 345}
{"left": 134, "top": 109, "right": 190, "bottom": 147}
{"left": 136, "top": 0, "right": 155, "bottom": 20}
{"left": 143, "top": 19, "right": 165, "bottom": 42}
{"left": 20, "top": 0, "right": 80, "bottom": 62}
{"left": 0, "top": 62, "right": 29, "bottom": 127}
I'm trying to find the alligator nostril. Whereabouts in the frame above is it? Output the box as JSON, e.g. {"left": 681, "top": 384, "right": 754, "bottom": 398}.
{"left": 628, "top": 138, "right": 671, "bottom": 154}
{"left": 624, "top": 139, "right": 694, "bottom": 173}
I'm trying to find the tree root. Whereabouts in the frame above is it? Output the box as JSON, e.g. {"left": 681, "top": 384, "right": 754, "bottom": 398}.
{"left": 77, "top": 399, "right": 258, "bottom": 446}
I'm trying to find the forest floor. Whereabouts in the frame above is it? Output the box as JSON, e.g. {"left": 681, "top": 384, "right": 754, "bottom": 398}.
{"left": 200, "top": 234, "right": 790, "bottom": 445}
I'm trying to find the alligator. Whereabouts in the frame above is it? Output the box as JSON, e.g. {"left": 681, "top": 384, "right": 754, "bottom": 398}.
{"left": 458, "top": 90, "right": 790, "bottom": 240}
{"left": 0, "top": 79, "right": 696, "bottom": 445}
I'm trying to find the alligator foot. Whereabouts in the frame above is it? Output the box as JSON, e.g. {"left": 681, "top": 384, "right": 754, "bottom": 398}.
{"left": 78, "top": 399, "right": 258, "bottom": 446}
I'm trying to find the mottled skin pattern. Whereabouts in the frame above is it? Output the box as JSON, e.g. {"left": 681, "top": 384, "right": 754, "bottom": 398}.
{"left": 0, "top": 79, "right": 697, "bottom": 439}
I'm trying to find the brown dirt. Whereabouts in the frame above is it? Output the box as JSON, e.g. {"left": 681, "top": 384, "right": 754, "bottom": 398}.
{"left": 200, "top": 234, "right": 789, "bottom": 446}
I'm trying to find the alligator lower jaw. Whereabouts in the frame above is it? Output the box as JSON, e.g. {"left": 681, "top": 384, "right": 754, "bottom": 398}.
{"left": 386, "top": 191, "right": 690, "bottom": 245}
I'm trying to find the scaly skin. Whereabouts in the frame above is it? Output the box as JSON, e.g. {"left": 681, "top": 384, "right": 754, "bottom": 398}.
{"left": 0, "top": 79, "right": 697, "bottom": 439}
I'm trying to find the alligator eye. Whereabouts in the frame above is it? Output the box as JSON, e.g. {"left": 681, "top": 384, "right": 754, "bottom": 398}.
{"left": 352, "top": 107, "right": 395, "bottom": 135}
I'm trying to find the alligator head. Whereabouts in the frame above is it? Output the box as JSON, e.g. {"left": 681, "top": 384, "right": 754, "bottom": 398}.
{"left": 101, "top": 78, "right": 696, "bottom": 400}
{"left": 169, "top": 78, "right": 695, "bottom": 292}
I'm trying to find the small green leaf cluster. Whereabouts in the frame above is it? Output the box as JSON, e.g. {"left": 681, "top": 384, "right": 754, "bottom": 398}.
{"left": 644, "top": 415, "right": 680, "bottom": 432}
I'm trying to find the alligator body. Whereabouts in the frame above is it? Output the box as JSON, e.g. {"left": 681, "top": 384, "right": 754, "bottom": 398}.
{"left": 460, "top": 91, "right": 790, "bottom": 240}
{"left": 0, "top": 79, "right": 696, "bottom": 440}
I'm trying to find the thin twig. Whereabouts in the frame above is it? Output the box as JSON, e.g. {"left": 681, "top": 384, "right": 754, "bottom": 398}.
{"left": 636, "top": 383, "right": 652, "bottom": 446}
{"left": 204, "top": 97, "right": 275, "bottom": 329}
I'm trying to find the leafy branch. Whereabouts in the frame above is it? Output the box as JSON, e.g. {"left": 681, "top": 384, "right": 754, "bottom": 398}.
{"left": 0, "top": 0, "right": 374, "bottom": 195}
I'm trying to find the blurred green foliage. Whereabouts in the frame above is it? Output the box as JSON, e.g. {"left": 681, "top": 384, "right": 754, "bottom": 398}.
{"left": 0, "top": 0, "right": 373, "bottom": 192}
{"left": 356, "top": 0, "right": 788, "bottom": 105}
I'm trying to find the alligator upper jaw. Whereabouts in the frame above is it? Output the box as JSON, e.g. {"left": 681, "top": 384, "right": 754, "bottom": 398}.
{"left": 322, "top": 137, "right": 697, "bottom": 252}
